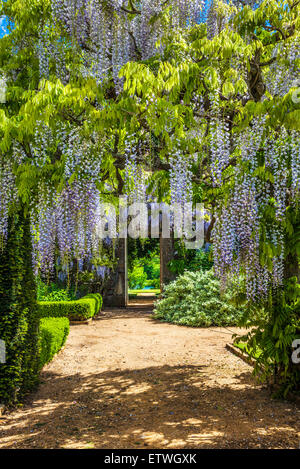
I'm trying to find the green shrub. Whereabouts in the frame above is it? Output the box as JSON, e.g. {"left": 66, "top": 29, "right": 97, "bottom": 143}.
{"left": 153, "top": 270, "right": 244, "bottom": 327}
{"left": 128, "top": 263, "right": 147, "bottom": 289}
{"left": 129, "top": 254, "right": 160, "bottom": 290}
{"left": 234, "top": 342, "right": 262, "bottom": 360}
{"left": 37, "top": 280, "right": 77, "bottom": 302}
{"left": 39, "top": 318, "right": 70, "bottom": 369}
{"left": 38, "top": 293, "right": 103, "bottom": 321}
{"left": 0, "top": 205, "right": 40, "bottom": 405}
{"left": 168, "top": 245, "right": 213, "bottom": 276}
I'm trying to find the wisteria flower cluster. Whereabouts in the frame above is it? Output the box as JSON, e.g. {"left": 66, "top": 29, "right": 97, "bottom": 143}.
{"left": 213, "top": 124, "right": 300, "bottom": 302}
{"left": 48, "top": 0, "right": 208, "bottom": 87}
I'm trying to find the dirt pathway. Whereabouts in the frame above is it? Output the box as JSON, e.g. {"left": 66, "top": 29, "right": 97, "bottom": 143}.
{"left": 0, "top": 299, "right": 299, "bottom": 449}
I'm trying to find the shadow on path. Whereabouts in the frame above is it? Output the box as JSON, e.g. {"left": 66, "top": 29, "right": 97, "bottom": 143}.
{"left": 0, "top": 305, "right": 299, "bottom": 449}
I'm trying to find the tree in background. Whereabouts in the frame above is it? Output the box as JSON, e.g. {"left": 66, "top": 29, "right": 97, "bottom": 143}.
{"left": 128, "top": 238, "right": 160, "bottom": 289}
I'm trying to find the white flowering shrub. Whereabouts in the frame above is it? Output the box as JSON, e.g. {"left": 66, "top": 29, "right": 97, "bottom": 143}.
{"left": 154, "top": 270, "right": 244, "bottom": 327}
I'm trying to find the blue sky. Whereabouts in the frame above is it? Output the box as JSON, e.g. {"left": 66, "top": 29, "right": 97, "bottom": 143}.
{"left": 0, "top": 16, "right": 8, "bottom": 37}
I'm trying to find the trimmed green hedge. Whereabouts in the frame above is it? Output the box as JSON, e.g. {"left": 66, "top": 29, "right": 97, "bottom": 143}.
{"left": 39, "top": 318, "right": 70, "bottom": 369}
{"left": 38, "top": 293, "right": 103, "bottom": 321}
{"left": 0, "top": 205, "right": 40, "bottom": 405}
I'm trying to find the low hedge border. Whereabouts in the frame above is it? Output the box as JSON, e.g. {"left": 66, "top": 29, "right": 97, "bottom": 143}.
{"left": 38, "top": 293, "right": 103, "bottom": 322}
{"left": 39, "top": 317, "right": 70, "bottom": 369}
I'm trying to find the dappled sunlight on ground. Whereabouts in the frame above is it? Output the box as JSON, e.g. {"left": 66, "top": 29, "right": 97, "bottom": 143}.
{"left": 0, "top": 305, "right": 299, "bottom": 449}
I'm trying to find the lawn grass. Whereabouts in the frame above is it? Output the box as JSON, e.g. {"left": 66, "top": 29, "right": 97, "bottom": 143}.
{"left": 128, "top": 288, "right": 160, "bottom": 295}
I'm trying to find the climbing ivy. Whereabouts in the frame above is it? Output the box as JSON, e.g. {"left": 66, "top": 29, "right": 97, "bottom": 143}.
{"left": 0, "top": 204, "right": 39, "bottom": 405}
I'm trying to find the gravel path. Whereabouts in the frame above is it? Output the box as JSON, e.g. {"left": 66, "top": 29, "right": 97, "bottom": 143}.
{"left": 0, "top": 299, "right": 299, "bottom": 449}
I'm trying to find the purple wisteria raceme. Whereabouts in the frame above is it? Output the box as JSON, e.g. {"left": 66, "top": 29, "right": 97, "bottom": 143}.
{"left": 50, "top": 0, "right": 207, "bottom": 86}
{"left": 290, "top": 130, "right": 300, "bottom": 201}
{"left": 209, "top": 87, "right": 231, "bottom": 186}
{"left": 0, "top": 158, "right": 17, "bottom": 241}
{"left": 169, "top": 149, "right": 193, "bottom": 209}
{"left": 212, "top": 122, "right": 297, "bottom": 301}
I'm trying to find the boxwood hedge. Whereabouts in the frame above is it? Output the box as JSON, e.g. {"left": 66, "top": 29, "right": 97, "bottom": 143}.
{"left": 39, "top": 318, "right": 70, "bottom": 369}
{"left": 38, "top": 293, "right": 103, "bottom": 321}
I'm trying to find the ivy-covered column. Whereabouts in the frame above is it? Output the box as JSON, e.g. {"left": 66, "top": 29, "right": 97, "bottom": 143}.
{"left": 0, "top": 203, "right": 39, "bottom": 405}
{"left": 20, "top": 206, "right": 40, "bottom": 394}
